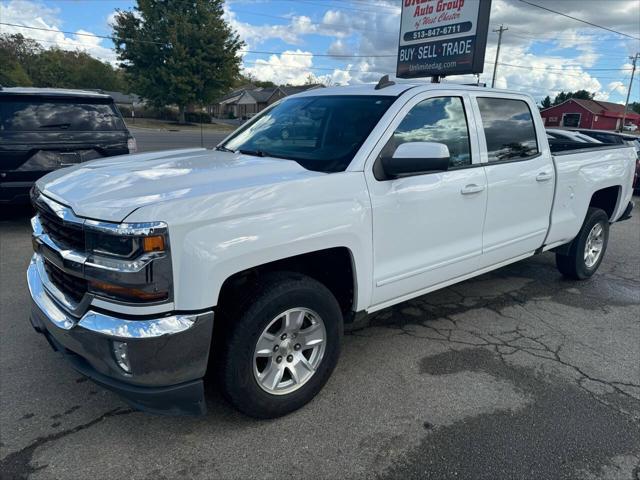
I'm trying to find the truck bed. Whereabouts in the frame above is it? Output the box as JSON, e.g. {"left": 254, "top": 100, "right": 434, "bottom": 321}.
{"left": 545, "top": 143, "right": 636, "bottom": 250}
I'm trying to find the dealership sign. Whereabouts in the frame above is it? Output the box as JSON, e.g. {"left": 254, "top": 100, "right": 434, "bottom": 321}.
{"left": 397, "top": 0, "right": 492, "bottom": 79}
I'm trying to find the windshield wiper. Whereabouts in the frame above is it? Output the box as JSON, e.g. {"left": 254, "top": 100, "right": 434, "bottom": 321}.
{"left": 215, "top": 145, "right": 234, "bottom": 152}
{"left": 238, "top": 148, "right": 266, "bottom": 157}
{"left": 39, "top": 123, "right": 72, "bottom": 129}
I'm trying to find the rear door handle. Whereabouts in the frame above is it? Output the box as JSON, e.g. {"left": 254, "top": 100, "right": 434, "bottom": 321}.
{"left": 536, "top": 172, "right": 553, "bottom": 182}
{"left": 461, "top": 184, "right": 485, "bottom": 195}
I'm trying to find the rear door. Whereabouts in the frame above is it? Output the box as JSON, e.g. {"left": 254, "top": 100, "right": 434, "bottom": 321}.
{"left": 470, "top": 94, "right": 555, "bottom": 266}
{"left": 365, "top": 92, "right": 488, "bottom": 308}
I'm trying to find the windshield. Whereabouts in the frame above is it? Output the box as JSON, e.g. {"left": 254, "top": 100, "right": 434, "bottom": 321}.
{"left": 222, "top": 95, "right": 395, "bottom": 173}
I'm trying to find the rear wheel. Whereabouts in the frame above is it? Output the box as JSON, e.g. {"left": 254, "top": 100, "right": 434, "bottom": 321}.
{"left": 556, "top": 207, "right": 609, "bottom": 280}
{"left": 218, "top": 272, "right": 342, "bottom": 418}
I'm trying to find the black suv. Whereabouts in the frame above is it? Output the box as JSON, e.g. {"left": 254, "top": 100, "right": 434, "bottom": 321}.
{"left": 0, "top": 87, "right": 135, "bottom": 204}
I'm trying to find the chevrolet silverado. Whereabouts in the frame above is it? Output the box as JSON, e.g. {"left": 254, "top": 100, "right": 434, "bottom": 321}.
{"left": 28, "top": 81, "right": 635, "bottom": 418}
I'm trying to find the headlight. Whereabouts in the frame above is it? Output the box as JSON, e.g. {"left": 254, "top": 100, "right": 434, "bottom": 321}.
{"left": 85, "top": 231, "right": 165, "bottom": 259}
{"left": 86, "top": 231, "right": 142, "bottom": 258}
{"left": 83, "top": 220, "right": 172, "bottom": 304}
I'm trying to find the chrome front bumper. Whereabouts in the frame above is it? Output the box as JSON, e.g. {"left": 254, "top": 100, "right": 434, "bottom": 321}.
{"left": 27, "top": 255, "right": 215, "bottom": 415}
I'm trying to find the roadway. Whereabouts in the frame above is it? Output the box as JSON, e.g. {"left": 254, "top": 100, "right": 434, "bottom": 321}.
{"left": 129, "top": 126, "right": 230, "bottom": 152}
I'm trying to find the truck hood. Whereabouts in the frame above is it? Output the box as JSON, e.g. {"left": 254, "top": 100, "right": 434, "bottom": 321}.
{"left": 37, "top": 148, "right": 323, "bottom": 222}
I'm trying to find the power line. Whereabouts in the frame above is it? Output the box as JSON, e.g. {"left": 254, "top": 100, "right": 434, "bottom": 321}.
{"left": 495, "top": 62, "right": 632, "bottom": 72}
{"left": 245, "top": 49, "right": 394, "bottom": 58}
{"left": 0, "top": 22, "right": 397, "bottom": 57}
{"left": 518, "top": 0, "right": 640, "bottom": 41}
{"left": 507, "top": 31, "right": 629, "bottom": 44}
{"left": 507, "top": 26, "right": 626, "bottom": 40}
{"left": 0, "top": 22, "right": 167, "bottom": 45}
{"left": 242, "top": 60, "right": 387, "bottom": 76}
{"left": 229, "top": 7, "right": 399, "bottom": 35}
{"left": 279, "top": 0, "right": 399, "bottom": 14}
{"left": 4, "top": 24, "right": 635, "bottom": 79}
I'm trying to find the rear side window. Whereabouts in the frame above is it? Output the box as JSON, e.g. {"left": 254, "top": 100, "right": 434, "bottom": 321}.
{"left": 477, "top": 98, "right": 539, "bottom": 162}
{"left": 0, "top": 98, "right": 125, "bottom": 132}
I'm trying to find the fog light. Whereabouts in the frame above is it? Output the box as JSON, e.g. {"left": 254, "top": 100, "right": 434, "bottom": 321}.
{"left": 112, "top": 341, "right": 131, "bottom": 373}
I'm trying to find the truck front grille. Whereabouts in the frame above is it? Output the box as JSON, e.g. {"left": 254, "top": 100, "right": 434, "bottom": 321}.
{"left": 36, "top": 207, "right": 85, "bottom": 251}
{"left": 43, "top": 259, "right": 88, "bottom": 303}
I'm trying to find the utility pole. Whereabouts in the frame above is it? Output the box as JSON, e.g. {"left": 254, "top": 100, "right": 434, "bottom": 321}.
{"left": 491, "top": 25, "right": 508, "bottom": 88}
{"left": 620, "top": 53, "right": 638, "bottom": 132}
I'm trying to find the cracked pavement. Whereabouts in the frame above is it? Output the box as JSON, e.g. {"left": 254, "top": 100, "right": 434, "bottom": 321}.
{"left": 1, "top": 199, "right": 639, "bottom": 480}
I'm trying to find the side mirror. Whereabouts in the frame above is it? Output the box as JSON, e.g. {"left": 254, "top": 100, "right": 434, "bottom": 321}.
{"left": 381, "top": 142, "right": 450, "bottom": 178}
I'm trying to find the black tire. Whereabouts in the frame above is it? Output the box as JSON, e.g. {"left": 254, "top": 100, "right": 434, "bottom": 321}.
{"left": 218, "top": 272, "right": 342, "bottom": 418}
{"left": 556, "top": 207, "right": 609, "bottom": 280}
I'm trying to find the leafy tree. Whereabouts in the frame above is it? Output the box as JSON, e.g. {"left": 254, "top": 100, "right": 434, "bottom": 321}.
{"left": 552, "top": 90, "right": 595, "bottom": 106}
{"left": 0, "top": 34, "right": 40, "bottom": 86}
{"left": 0, "top": 55, "right": 32, "bottom": 87}
{"left": 30, "top": 49, "right": 128, "bottom": 91}
{"left": 540, "top": 95, "right": 552, "bottom": 109}
{"left": 238, "top": 73, "right": 275, "bottom": 89}
{"left": 629, "top": 102, "right": 640, "bottom": 114}
{"left": 0, "top": 33, "right": 128, "bottom": 91}
{"left": 112, "top": 0, "right": 243, "bottom": 123}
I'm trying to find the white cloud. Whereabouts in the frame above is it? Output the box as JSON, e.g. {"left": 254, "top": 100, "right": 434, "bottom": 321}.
{"left": 0, "top": 0, "right": 116, "bottom": 63}
{"left": 243, "top": 50, "right": 316, "bottom": 85}
{"left": 223, "top": 7, "right": 342, "bottom": 48}
{"left": 605, "top": 81, "right": 627, "bottom": 96}
{"left": 106, "top": 10, "right": 119, "bottom": 28}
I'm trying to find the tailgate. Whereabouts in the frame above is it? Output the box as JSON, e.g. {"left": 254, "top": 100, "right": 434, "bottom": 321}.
{"left": 0, "top": 131, "right": 129, "bottom": 184}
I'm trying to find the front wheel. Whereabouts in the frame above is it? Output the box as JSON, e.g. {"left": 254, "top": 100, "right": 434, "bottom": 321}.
{"left": 556, "top": 207, "right": 609, "bottom": 280}
{"left": 218, "top": 272, "right": 342, "bottom": 418}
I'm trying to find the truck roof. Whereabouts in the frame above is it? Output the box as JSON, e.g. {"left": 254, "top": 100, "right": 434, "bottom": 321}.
{"left": 292, "top": 82, "right": 527, "bottom": 98}
{"left": 0, "top": 87, "right": 113, "bottom": 99}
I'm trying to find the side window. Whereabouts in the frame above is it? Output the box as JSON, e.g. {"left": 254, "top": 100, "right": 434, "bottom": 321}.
{"left": 477, "top": 98, "right": 539, "bottom": 162}
{"left": 384, "top": 96, "right": 472, "bottom": 169}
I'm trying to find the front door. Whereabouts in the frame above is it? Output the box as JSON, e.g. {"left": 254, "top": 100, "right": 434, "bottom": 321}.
{"left": 365, "top": 93, "right": 488, "bottom": 308}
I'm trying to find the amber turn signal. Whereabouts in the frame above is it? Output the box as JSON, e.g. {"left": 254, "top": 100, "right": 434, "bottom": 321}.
{"left": 142, "top": 235, "right": 165, "bottom": 252}
{"left": 89, "top": 280, "right": 168, "bottom": 302}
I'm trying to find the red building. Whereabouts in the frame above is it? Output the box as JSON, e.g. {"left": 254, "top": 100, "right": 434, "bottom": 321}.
{"left": 540, "top": 98, "right": 640, "bottom": 130}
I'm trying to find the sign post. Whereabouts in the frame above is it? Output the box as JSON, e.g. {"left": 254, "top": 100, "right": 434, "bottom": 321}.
{"left": 396, "top": 0, "right": 492, "bottom": 80}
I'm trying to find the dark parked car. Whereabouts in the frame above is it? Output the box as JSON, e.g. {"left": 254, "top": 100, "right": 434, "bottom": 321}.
{"left": 0, "top": 87, "right": 136, "bottom": 204}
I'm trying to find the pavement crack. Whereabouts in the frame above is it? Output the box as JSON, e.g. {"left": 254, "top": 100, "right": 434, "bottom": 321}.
{"left": 400, "top": 301, "right": 640, "bottom": 420}
{"left": 0, "top": 407, "right": 134, "bottom": 479}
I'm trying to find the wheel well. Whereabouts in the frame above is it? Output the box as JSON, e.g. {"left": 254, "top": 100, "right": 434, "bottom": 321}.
{"left": 217, "top": 247, "right": 356, "bottom": 316}
{"left": 589, "top": 186, "right": 620, "bottom": 220}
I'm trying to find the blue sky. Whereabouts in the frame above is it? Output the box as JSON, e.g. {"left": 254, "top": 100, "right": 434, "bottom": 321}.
{"left": 1, "top": 0, "right": 639, "bottom": 103}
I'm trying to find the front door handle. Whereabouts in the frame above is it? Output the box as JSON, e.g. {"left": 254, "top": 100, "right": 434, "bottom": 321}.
{"left": 461, "top": 184, "right": 485, "bottom": 195}
{"left": 536, "top": 172, "right": 553, "bottom": 182}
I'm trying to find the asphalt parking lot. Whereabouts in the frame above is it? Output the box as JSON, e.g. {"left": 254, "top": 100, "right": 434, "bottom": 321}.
{"left": 1, "top": 200, "right": 639, "bottom": 480}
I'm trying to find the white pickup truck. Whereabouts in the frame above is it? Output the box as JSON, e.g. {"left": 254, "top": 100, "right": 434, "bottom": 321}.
{"left": 28, "top": 81, "right": 635, "bottom": 418}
